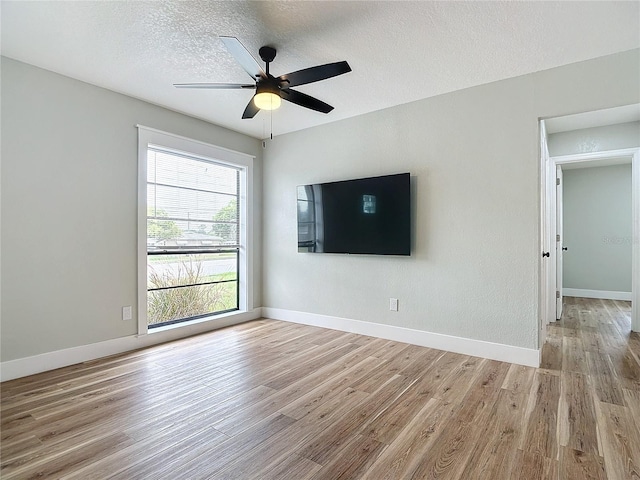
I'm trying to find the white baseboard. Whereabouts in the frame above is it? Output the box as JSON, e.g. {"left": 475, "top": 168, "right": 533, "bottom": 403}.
{"left": 0, "top": 309, "right": 262, "bottom": 382}
{"left": 262, "top": 307, "right": 540, "bottom": 368}
{"left": 563, "top": 288, "right": 632, "bottom": 301}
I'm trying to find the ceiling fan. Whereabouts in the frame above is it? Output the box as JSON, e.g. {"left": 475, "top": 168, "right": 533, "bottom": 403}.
{"left": 174, "top": 36, "right": 351, "bottom": 119}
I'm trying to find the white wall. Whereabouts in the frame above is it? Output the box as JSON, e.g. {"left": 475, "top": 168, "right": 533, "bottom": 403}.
{"left": 1, "top": 57, "right": 263, "bottom": 362}
{"left": 548, "top": 121, "right": 640, "bottom": 156}
{"left": 262, "top": 49, "right": 640, "bottom": 352}
{"left": 562, "top": 164, "right": 632, "bottom": 294}
{"left": 2, "top": 48, "right": 639, "bottom": 370}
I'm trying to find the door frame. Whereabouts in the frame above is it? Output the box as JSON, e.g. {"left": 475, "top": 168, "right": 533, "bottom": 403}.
{"left": 539, "top": 120, "right": 552, "bottom": 350}
{"left": 541, "top": 146, "right": 640, "bottom": 333}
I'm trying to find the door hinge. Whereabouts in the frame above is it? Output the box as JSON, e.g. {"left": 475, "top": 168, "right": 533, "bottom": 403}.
{"left": 556, "top": 234, "right": 561, "bottom": 242}
{"left": 556, "top": 178, "right": 560, "bottom": 185}
{"left": 556, "top": 290, "right": 560, "bottom": 299}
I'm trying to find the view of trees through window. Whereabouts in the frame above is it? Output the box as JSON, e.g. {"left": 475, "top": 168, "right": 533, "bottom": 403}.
{"left": 146, "top": 148, "right": 240, "bottom": 326}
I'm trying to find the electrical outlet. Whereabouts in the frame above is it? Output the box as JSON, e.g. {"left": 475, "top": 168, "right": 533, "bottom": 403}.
{"left": 122, "top": 306, "right": 132, "bottom": 321}
{"left": 389, "top": 298, "right": 398, "bottom": 312}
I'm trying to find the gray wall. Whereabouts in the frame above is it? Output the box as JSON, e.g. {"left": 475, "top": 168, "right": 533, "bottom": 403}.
{"left": 1, "top": 57, "right": 263, "bottom": 362}
{"left": 262, "top": 49, "right": 640, "bottom": 350}
{"left": 2, "top": 49, "right": 639, "bottom": 363}
{"left": 548, "top": 121, "right": 640, "bottom": 156}
{"left": 563, "top": 164, "right": 632, "bottom": 293}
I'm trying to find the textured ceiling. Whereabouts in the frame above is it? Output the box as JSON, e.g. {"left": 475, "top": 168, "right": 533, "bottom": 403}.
{"left": 2, "top": 1, "right": 639, "bottom": 139}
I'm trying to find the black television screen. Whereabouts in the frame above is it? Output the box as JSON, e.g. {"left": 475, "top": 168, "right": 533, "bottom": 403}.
{"left": 297, "top": 173, "right": 410, "bottom": 255}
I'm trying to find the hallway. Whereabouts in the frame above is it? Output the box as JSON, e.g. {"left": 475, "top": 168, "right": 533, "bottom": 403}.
{"left": 539, "top": 297, "right": 639, "bottom": 479}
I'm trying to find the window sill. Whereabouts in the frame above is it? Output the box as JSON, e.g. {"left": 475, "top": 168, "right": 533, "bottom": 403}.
{"left": 147, "top": 309, "right": 244, "bottom": 334}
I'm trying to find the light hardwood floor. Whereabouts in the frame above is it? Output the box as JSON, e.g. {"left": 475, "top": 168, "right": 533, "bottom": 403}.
{"left": 1, "top": 298, "right": 639, "bottom": 479}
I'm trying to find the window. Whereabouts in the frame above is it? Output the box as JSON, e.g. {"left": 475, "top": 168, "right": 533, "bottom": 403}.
{"left": 138, "top": 127, "right": 253, "bottom": 333}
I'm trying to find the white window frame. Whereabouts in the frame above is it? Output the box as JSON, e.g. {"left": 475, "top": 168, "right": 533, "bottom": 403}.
{"left": 137, "top": 125, "right": 254, "bottom": 335}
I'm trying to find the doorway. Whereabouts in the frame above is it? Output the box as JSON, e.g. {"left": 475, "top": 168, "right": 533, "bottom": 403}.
{"left": 540, "top": 145, "right": 639, "bottom": 339}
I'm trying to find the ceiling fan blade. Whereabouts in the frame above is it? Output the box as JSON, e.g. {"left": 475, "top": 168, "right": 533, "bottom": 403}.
{"left": 174, "top": 83, "right": 255, "bottom": 89}
{"left": 278, "top": 61, "right": 351, "bottom": 88}
{"left": 280, "top": 89, "right": 334, "bottom": 114}
{"left": 220, "top": 36, "right": 266, "bottom": 80}
{"left": 242, "top": 96, "right": 260, "bottom": 119}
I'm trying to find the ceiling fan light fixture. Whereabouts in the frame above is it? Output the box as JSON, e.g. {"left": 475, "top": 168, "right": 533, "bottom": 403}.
{"left": 254, "top": 91, "right": 281, "bottom": 110}
{"left": 176, "top": 37, "right": 350, "bottom": 118}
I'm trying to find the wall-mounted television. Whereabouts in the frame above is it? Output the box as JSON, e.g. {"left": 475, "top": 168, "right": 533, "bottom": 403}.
{"left": 297, "top": 172, "right": 410, "bottom": 256}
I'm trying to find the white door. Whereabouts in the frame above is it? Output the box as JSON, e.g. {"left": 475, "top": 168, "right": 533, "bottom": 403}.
{"left": 546, "top": 152, "right": 557, "bottom": 326}
{"left": 556, "top": 166, "right": 564, "bottom": 320}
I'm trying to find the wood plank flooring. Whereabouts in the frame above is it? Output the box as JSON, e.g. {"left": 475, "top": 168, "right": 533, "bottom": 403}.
{"left": 1, "top": 297, "right": 638, "bottom": 479}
